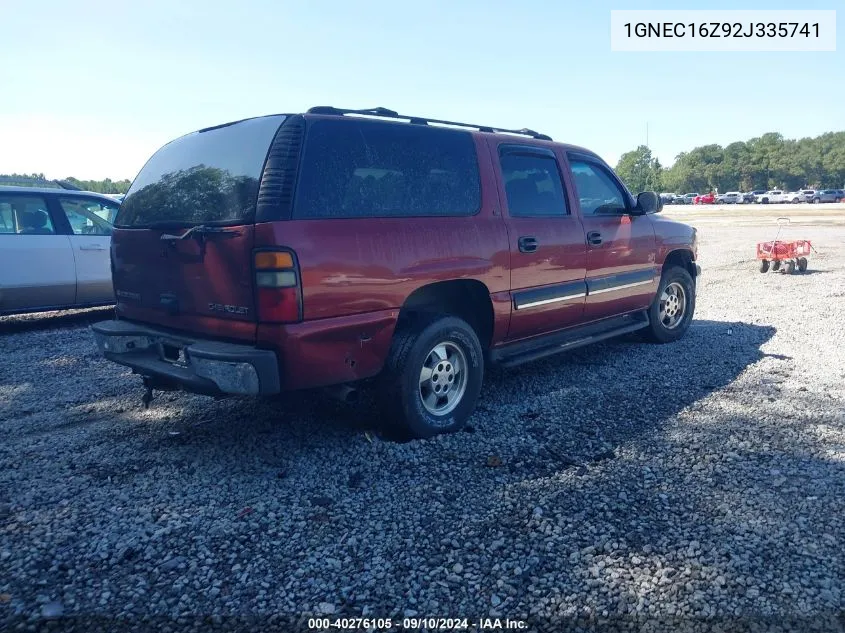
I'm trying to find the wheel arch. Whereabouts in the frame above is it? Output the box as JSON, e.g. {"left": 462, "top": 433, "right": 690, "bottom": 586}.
{"left": 398, "top": 279, "right": 495, "bottom": 349}
{"left": 662, "top": 248, "right": 698, "bottom": 282}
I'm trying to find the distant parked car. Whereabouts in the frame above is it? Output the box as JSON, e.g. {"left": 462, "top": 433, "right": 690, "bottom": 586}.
{"left": 756, "top": 190, "right": 791, "bottom": 204}
{"left": 0, "top": 186, "right": 117, "bottom": 315}
{"left": 785, "top": 191, "right": 808, "bottom": 203}
{"left": 811, "top": 189, "right": 843, "bottom": 203}
{"left": 680, "top": 193, "right": 700, "bottom": 205}
{"left": 693, "top": 192, "right": 716, "bottom": 205}
{"left": 745, "top": 190, "right": 766, "bottom": 203}
{"left": 659, "top": 193, "right": 677, "bottom": 205}
{"left": 715, "top": 192, "right": 743, "bottom": 204}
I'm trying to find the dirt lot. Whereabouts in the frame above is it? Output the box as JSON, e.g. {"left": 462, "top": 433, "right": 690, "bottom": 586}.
{"left": 1, "top": 208, "right": 844, "bottom": 632}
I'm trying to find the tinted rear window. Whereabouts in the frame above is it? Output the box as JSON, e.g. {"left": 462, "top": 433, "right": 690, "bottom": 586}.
{"left": 293, "top": 118, "right": 480, "bottom": 219}
{"left": 116, "top": 115, "right": 285, "bottom": 227}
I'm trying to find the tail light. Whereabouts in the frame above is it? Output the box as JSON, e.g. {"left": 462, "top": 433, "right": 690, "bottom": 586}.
{"left": 254, "top": 249, "right": 301, "bottom": 323}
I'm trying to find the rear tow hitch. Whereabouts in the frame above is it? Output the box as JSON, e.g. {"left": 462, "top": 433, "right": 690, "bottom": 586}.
{"left": 141, "top": 377, "right": 156, "bottom": 409}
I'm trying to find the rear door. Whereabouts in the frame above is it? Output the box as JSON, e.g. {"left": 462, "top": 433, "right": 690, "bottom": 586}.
{"left": 55, "top": 196, "right": 118, "bottom": 305}
{"left": 566, "top": 155, "right": 657, "bottom": 323}
{"left": 111, "top": 115, "right": 287, "bottom": 342}
{"left": 489, "top": 141, "right": 587, "bottom": 341}
{"left": 0, "top": 193, "right": 76, "bottom": 313}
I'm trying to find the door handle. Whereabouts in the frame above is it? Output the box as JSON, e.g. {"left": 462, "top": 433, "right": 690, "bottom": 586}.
{"left": 79, "top": 244, "right": 106, "bottom": 251}
{"left": 518, "top": 236, "right": 538, "bottom": 253}
{"left": 586, "top": 231, "right": 602, "bottom": 246}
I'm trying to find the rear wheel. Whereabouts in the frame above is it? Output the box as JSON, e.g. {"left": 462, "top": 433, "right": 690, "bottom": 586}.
{"left": 813, "top": 197, "right": 821, "bottom": 204}
{"left": 644, "top": 266, "right": 695, "bottom": 344}
{"left": 759, "top": 259, "right": 770, "bottom": 273}
{"left": 798, "top": 257, "right": 808, "bottom": 272}
{"left": 378, "top": 314, "right": 484, "bottom": 439}
{"left": 772, "top": 260, "right": 781, "bottom": 271}
{"left": 784, "top": 260, "right": 796, "bottom": 274}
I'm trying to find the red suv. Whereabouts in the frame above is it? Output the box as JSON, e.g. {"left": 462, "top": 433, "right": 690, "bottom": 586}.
{"left": 93, "top": 106, "right": 700, "bottom": 438}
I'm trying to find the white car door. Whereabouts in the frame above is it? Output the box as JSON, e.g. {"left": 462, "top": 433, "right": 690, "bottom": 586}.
{"left": 56, "top": 196, "right": 117, "bottom": 306}
{"left": 0, "top": 193, "right": 76, "bottom": 313}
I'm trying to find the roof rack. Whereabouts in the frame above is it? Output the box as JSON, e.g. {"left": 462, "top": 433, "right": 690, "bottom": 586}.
{"left": 306, "top": 106, "right": 552, "bottom": 141}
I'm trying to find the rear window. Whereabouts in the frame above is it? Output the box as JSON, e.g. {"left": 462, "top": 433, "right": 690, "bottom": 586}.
{"left": 293, "top": 118, "right": 480, "bottom": 219}
{"left": 116, "top": 115, "right": 286, "bottom": 228}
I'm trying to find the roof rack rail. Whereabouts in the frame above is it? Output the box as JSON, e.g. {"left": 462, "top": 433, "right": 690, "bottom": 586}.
{"left": 306, "top": 106, "right": 552, "bottom": 141}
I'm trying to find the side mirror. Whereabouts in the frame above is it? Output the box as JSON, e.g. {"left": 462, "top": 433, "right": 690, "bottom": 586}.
{"left": 635, "top": 191, "right": 661, "bottom": 215}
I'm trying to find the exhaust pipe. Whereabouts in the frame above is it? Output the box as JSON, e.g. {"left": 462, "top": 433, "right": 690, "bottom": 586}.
{"left": 324, "top": 384, "right": 359, "bottom": 404}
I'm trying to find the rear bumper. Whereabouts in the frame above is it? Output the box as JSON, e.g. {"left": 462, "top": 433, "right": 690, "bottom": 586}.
{"left": 91, "top": 319, "right": 280, "bottom": 396}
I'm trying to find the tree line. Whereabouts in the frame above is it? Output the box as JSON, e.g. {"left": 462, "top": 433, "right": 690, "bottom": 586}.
{"left": 616, "top": 131, "right": 845, "bottom": 194}
{"left": 0, "top": 172, "right": 132, "bottom": 194}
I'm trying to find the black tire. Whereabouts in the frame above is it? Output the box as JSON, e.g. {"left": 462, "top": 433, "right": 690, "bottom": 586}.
{"left": 836, "top": 198, "right": 842, "bottom": 203}
{"left": 813, "top": 198, "right": 820, "bottom": 204}
{"left": 643, "top": 266, "right": 696, "bottom": 344}
{"left": 759, "top": 259, "right": 770, "bottom": 273}
{"left": 772, "top": 260, "right": 781, "bottom": 271}
{"left": 784, "top": 260, "right": 796, "bottom": 274}
{"left": 798, "top": 257, "right": 808, "bottom": 272}
{"left": 378, "top": 314, "right": 484, "bottom": 440}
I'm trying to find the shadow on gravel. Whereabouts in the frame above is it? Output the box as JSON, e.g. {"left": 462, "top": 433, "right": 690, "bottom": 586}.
{"left": 0, "top": 307, "right": 113, "bottom": 334}
{"left": 100, "top": 318, "right": 777, "bottom": 481}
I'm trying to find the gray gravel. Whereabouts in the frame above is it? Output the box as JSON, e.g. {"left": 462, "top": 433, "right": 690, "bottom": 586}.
{"left": 1, "top": 218, "right": 844, "bottom": 632}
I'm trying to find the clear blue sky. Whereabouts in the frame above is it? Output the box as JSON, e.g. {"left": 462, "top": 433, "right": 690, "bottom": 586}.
{"left": 1, "top": 0, "right": 841, "bottom": 180}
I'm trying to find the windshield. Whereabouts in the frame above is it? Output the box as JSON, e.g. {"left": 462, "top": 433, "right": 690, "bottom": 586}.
{"left": 116, "top": 115, "right": 285, "bottom": 228}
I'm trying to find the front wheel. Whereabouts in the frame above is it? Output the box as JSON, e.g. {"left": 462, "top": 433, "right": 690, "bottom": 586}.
{"left": 643, "top": 266, "right": 696, "bottom": 344}
{"left": 378, "top": 314, "right": 484, "bottom": 439}
{"left": 798, "top": 257, "right": 808, "bottom": 272}
{"left": 759, "top": 259, "right": 770, "bottom": 273}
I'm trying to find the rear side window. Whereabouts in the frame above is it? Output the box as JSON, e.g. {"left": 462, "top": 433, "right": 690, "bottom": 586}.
{"left": 293, "top": 119, "right": 480, "bottom": 219}
{"left": 116, "top": 115, "right": 286, "bottom": 227}
{"left": 498, "top": 148, "right": 569, "bottom": 217}
{"left": 0, "top": 195, "right": 55, "bottom": 235}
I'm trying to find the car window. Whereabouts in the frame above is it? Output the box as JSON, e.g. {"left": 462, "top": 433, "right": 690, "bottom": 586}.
{"left": 58, "top": 198, "right": 115, "bottom": 235}
{"left": 569, "top": 160, "right": 629, "bottom": 215}
{"left": 498, "top": 149, "right": 569, "bottom": 217}
{"left": 0, "top": 195, "right": 55, "bottom": 235}
{"left": 118, "top": 115, "right": 285, "bottom": 227}
{"left": 293, "top": 119, "right": 480, "bottom": 219}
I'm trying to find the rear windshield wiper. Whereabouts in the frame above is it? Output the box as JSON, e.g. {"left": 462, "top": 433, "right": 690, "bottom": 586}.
{"left": 160, "top": 224, "right": 243, "bottom": 242}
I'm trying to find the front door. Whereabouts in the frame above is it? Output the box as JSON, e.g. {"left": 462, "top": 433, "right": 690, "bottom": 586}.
{"left": 489, "top": 140, "right": 587, "bottom": 341}
{"left": 56, "top": 196, "right": 117, "bottom": 305}
{"left": 566, "top": 155, "right": 657, "bottom": 323}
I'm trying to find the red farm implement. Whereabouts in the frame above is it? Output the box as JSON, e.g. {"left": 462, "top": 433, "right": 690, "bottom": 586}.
{"left": 756, "top": 217, "right": 812, "bottom": 274}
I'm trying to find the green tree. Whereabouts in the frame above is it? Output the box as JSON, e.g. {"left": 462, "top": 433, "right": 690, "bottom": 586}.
{"left": 616, "top": 145, "right": 663, "bottom": 193}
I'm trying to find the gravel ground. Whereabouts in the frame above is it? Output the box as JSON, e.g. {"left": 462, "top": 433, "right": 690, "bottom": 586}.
{"left": 1, "top": 217, "right": 844, "bottom": 633}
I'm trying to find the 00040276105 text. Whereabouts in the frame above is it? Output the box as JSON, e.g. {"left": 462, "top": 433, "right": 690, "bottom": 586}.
{"left": 306, "top": 617, "right": 529, "bottom": 630}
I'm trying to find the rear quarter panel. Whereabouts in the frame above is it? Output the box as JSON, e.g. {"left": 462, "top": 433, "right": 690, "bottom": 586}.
{"left": 254, "top": 135, "right": 512, "bottom": 389}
